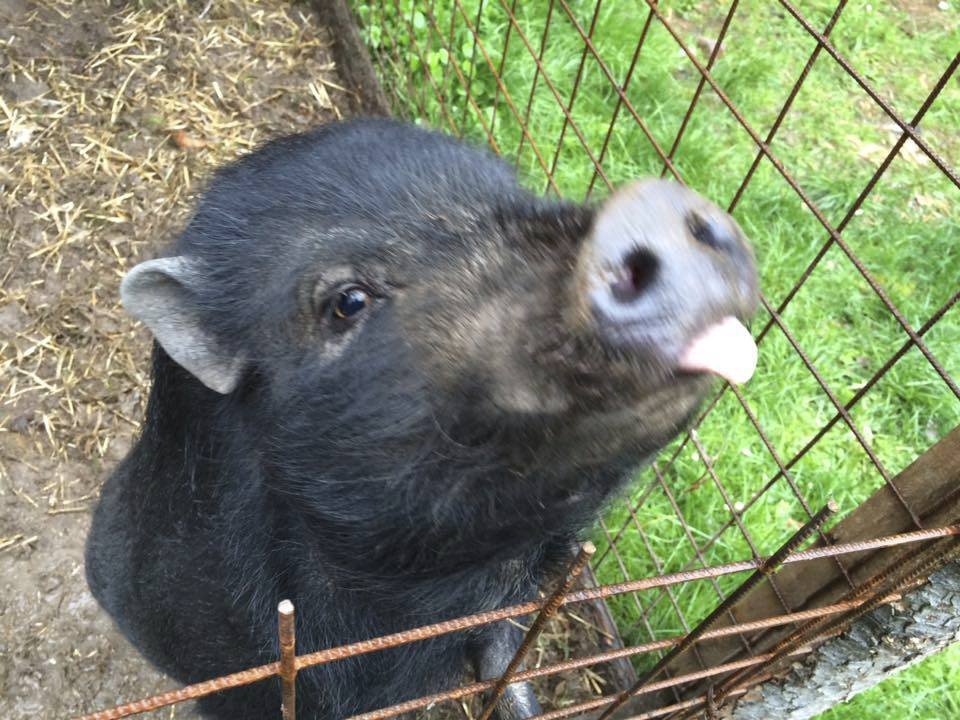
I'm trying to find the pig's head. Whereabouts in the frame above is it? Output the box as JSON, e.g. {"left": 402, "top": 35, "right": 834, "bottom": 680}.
{"left": 120, "top": 120, "right": 757, "bottom": 573}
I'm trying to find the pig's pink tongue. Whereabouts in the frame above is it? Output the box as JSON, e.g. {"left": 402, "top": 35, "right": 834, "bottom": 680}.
{"left": 678, "top": 317, "right": 757, "bottom": 385}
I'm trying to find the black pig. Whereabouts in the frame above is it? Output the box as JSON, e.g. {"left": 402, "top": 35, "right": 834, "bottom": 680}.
{"left": 86, "top": 119, "right": 758, "bottom": 719}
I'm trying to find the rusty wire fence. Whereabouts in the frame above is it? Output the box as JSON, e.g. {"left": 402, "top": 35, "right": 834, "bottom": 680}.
{"left": 75, "top": 1, "right": 960, "bottom": 719}
{"left": 350, "top": 0, "right": 960, "bottom": 711}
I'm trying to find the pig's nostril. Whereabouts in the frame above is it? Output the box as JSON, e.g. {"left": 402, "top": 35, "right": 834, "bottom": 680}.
{"left": 610, "top": 248, "right": 659, "bottom": 303}
{"left": 688, "top": 212, "right": 734, "bottom": 253}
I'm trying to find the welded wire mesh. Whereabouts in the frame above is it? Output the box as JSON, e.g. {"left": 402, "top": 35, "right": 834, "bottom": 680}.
{"left": 355, "top": 0, "right": 960, "bottom": 715}
{"left": 75, "top": 1, "right": 960, "bottom": 718}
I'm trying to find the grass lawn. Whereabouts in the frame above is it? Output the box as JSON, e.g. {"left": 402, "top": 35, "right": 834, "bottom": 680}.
{"left": 354, "top": 0, "right": 960, "bottom": 716}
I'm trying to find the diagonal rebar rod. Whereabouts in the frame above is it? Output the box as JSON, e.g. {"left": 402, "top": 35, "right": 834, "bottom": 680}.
{"left": 346, "top": 592, "right": 902, "bottom": 720}
{"left": 596, "top": 501, "right": 837, "bottom": 720}
{"left": 74, "top": 524, "right": 959, "bottom": 720}
{"left": 476, "top": 542, "right": 596, "bottom": 720}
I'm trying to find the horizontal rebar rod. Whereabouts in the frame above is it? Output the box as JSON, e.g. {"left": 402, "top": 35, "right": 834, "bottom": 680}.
{"left": 476, "top": 542, "right": 596, "bottom": 720}
{"left": 74, "top": 525, "right": 957, "bottom": 720}
{"left": 346, "top": 593, "right": 901, "bottom": 720}
{"left": 596, "top": 501, "right": 836, "bottom": 720}
{"left": 525, "top": 646, "right": 817, "bottom": 720}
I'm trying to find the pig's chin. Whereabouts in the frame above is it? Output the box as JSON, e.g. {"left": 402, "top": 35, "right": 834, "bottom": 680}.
{"left": 517, "top": 378, "right": 709, "bottom": 471}
{"left": 598, "top": 372, "right": 711, "bottom": 428}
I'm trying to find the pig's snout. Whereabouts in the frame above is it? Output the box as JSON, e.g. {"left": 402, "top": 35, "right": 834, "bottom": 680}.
{"left": 577, "top": 180, "right": 759, "bottom": 384}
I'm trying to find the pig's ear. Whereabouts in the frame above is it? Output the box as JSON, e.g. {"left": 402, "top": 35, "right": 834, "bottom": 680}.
{"left": 120, "top": 256, "right": 245, "bottom": 394}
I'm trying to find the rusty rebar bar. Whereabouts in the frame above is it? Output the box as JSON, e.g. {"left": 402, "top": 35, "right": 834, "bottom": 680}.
{"left": 278, "top": 600, "right": 297, "bottom": 720}
{"left": 594, "top": 471, "right": 663, "bottom": 569}
{"left": 636, "top": 147, "right": 960, "bottom": 650}
{"left": 529, "top": 647, "right": 815, "bottom": 720}
{"left": 596, "top": 501, "right": 837, "bottom": 720}
{"left": 476, "top": 542, "right": 596, "bottom": 720}
{"left": 627, "top": 514, "right": 708, "bottom": 671}
{"left": 621, "top": 684, "right": 756, "bottom": 720}
{"left": 748, "top": 52, "right": 960, "bottom": 351}
{"left": 347, "top": 593, "right": 901, "bottom": 720}
{"left": 713, "top": 535, "right": 960, "bottom": 708}
{"left": 74, "top": 663, "right": 280, "bottom": 720}
{"left": 759, "top": 296, "right": 923, "bottom": 528}
{"left": 377, "top": 1, "right": 426, "bottom": 121}
{"left": 73, "top": 524, "right": 959, "bottom": 720}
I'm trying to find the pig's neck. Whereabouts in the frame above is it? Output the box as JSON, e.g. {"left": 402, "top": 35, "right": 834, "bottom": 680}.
{"left": 138, "top": 350, "right": 638, "bottom": 610}
{"left": 258, "top": 422, "right": 641, "bottom": 591}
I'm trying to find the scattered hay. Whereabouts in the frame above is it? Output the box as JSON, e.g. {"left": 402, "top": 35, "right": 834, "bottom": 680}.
{"left": 0, "top": 0, "right": 348, "bottom": 518}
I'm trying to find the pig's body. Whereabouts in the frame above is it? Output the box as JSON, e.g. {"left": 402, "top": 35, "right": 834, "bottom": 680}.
{"left": 86, "top": 119, "right": 758, "bottom": 719}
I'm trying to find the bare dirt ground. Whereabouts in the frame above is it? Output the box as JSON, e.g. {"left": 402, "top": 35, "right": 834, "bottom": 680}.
{"left": 0, "top": 2, "right": 617, "bottom": 718}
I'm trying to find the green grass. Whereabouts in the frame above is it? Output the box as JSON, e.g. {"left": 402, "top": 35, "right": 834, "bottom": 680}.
{"left": 354, "top": 0, "right": 960, "bottom": 715}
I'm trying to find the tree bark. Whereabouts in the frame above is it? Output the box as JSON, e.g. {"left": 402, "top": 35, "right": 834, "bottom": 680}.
{"left": 720, "top": 561, "right": 960, "bottom": 719}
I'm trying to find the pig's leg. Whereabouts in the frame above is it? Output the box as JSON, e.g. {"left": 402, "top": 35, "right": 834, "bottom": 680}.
{"left": 469, "top": 621, "right": 542, "bottom": 720}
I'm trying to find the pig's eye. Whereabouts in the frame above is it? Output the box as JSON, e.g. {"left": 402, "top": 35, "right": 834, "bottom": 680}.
{"left": 331, "top": 286, "right": 370, "bottom": 322}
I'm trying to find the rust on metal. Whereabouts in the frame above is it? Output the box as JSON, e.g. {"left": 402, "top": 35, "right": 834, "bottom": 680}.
{"left": 552, "top": 0, "right": 683, "bottom": 181}
{"left": 642, "top": 0, "right": 959, "bottom": 408}
{"left": 347, "top": 594, "right": 901, "bottom": 720}
{"left": 73, "top": 525, "right": 958, "bottom": 720}
{"left": 528, "top": 647, "right": 815, "bottom": 720}
{"left": 659, "top": 0, "right": 742, "bottom": 177}
{"left": 542, "top": 0, "right": 605, "bottom": 190}
{"left": 620, "top": 685, "right": 755, "bottom": 720}
{"left": 711, "top": 536, "right": 960, "bottom": 709}
{"left": 494, "top": 0, "right": 613, "bottom": 192}
{"left": 73, "top": 663, "right": 280, "bottom": 720}
{"left": 689, "top": 430, "right": 797, "bottom": 616}
{"left": 591, "top": 26, "right": 958, "bottom": 656}
{"left": 278, "top": 600, "right": 297, "bottom": 720}
{"left": 584, "top": 5, "right": 656, "bottom": 199}
{"left": 777, "top": 0, "right": 959, "bottom": 188}
{"left": 415, "top": 5, "right": 504, "bottom": 154}
{"left": 595, "top": 501, "right": 837, "bottom": 720}
{"left": 475, "top": 542, "right": 596, "bottom": 720}
{"left": 638, "top": 466, "right": 756, "bottom": 654}
{"left": 449, "top": 0, "right": 563, "bottom": 193}
{"left": 600, "top": 515, "right": 704, "bottom": 703}
{"left": 726, "top": 0, "right": 849, "bottom": 211}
